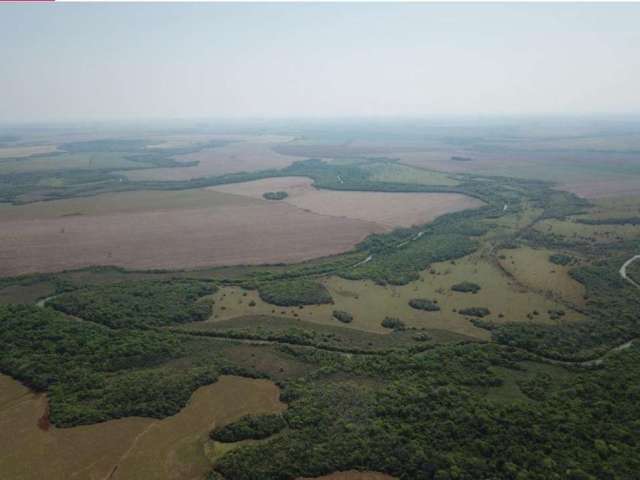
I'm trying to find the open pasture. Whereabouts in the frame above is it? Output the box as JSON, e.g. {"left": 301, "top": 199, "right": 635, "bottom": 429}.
{"left": 0, "top": 374, "right": 284, "bottom": 480}
{"left": 496, "top": 246, "right": 586, "bottom": 306}
{"left": 0, "top": 144, "right": 59, "bottom": 159}
{"left": 534, "top": 217, "right": 640, "bottom": 244}
{"left": 362, "top": 161, "right": 459, "bottom": 186}
{"left": 209, "top": 176, "right": 482, "bottom": 228}
{"left": 204, "top": 254, "right": 583, "bottom": 340}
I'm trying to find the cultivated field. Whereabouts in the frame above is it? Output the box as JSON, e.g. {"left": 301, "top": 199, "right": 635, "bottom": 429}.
{"left": 0, "top": 374, "right": 284, "bottom": 480}
{"left": 210, "top": 177, "right": 482, "bottom": 228}
{"left": 0, "top": 189, "right": 385, "bottom": 276}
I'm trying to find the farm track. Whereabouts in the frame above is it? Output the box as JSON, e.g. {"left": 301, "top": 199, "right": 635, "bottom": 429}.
{"left": 620, "top": 254, "right": 640, "bottom": 288}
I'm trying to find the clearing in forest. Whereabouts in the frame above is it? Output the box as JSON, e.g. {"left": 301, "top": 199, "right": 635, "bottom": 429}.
{"left": 201, "top": 254, "right": 584, "bottom": 340}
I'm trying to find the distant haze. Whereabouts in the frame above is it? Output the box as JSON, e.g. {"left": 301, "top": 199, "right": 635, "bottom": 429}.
{"left": 2, "top": 3, "right": 640, "bottom": 122}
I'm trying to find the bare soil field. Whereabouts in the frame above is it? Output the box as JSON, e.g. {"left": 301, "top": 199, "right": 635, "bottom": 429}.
{"left": 210, "top": 177, "right": 482, "bottom": 228}
{"left": 0, "top": 374, "right": 284, "bottom": 480}
{"left": 122, "top": 140, "right": 304, "bottom": 181}
{"left": 0, "top": 189, "right": 385, "bottom": 276}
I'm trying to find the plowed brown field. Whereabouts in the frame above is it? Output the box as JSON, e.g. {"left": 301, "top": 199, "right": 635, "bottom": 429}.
{"left": 209, "top": 177, "right": 482, "bottom": 228}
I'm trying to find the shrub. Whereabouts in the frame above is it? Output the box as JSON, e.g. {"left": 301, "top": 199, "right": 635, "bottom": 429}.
{"left": 413, "top": 332, "right": 432, "bottom": 342}
{"left": 451, "top": 281, "right": 481, "bottom": 294}
{"left": 381, "top": 316, "right": 406, "bottom": 330}
{"left": 549, "top": 253, "right": 573, "bottom": 266}
{"left": 332, "top": 310, "right": 353, "bottom": 323}
{"left": 408, "top": 298, "right": 440, "bottom": 312}
{"left": 458, "top": 307, "right": 490, "bottom": 318}
{"left": 263, "top": 191, "right": 288, "bottom": 200}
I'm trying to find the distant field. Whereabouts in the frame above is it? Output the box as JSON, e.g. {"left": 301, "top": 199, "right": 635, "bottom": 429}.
{"left": 0, "top": 151, "right": 143, "bottom": 174}
{"left": 392, "top": 151, "right": 640, "bottom": 199}
{"left": 0, "top": 189, "right": 385, "bottom": 276}
{"left": 122, "top": 140, "right": 303, "bottom": 181}
{"left": 534, "top": 217, "right": 640, "bottom": 244}
{"left": 209, "top": 177, "right": 481, "bottom": 228}
{"left": 0, "top": 144, "right": 59, "bottom": 159}
{"left": 363, "top": 162, "right": 459, "bottom": 186}
{"left": 0, "top": 374, "right": 283, "bottom": 480}
{"left": 275, "top": 137, "right": 640, "bottom": 199}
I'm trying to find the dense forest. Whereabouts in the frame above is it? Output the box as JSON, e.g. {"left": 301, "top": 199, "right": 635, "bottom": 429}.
{"left": 47, "top": 279, "right": 215, "bottom": 328}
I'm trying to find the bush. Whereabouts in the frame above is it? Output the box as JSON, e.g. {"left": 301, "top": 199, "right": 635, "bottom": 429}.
{"left": 451, "top": 281, "right": 481, "bottom": 293}
{"left": 381, "top": 316, "right": 406, "bottom": 330}
{"left": 210, "top": 414, "right": 287, "bottom": 442}
{"left": 332, "top": 310, "right": 353, "bottom": 323}
{"left": 408, "top": 298, "right": 440, "bottom": 312}
{"left": 549, "top": 253, "right": 573, "bottom": 266}
{"left": 458, "top": 307, "right": 490, "bottom": 318}
{"left": 258, "top": 279, "right": 333, "bottom": 306}
{"left": 263, "top": 191, "right": 288, "bottom": 200}
{"left": 413, "top": 332, "right": 432, "bottom": 342}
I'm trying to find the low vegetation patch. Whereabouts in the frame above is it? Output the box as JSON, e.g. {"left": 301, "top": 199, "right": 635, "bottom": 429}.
{"left": 549, "top": 253, "right": 574, "bottom": 266}
{"left": 575, "top": 216, "right": 640, "bottom": 226}
{"left": 451, "top": 281, "right": 481, "bottom": 293}
{"left": 258, "top": 279, "right": 333, "bottom": 307}
{"left": 210, "top": 413, "right": 287, "bottom": 442}
{"left": 408, "top": 298, "right": 440, "bottom": 312}
{"left": 263, "top": 191, "right": 289, "bottom": 200}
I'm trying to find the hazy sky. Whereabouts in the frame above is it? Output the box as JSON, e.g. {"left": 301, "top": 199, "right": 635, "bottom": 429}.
{"left": 2, "top": 3, "right": 640, "bottom": 122}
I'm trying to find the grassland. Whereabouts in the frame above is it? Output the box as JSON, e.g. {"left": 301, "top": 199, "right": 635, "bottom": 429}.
{"left": 362, "top": 162, "right": 459, "bottom": 186}
{"left": 496, "top": 246, "right": 586, "bottom": 306}
{"left": 199, "top": 252, "right": 583, "bottom": 340}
